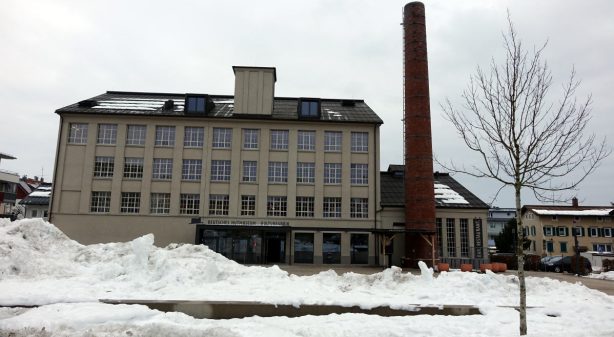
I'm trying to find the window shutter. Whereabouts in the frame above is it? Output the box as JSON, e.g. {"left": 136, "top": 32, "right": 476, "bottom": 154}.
{"left": 582, "top": 227, "right": 585, "bottom": 236}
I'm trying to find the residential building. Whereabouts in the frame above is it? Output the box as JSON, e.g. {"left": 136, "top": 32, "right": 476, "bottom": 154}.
{"left": 19, "top": 184, "right": 52, "bottom": 220}
{"left": 379, "top": 166, "right": 490, "bottom": 267}
{"left": 522, "top": 198, "right": 614, "bottom": 256}
{"left": 0, "top": 152, "right": 19, "bottom": 219}
{"left": 487, "top": 207, "right": 516, "bottom": 249}
{"left": 50, "top": 66, "right": 383, "bottom": 265}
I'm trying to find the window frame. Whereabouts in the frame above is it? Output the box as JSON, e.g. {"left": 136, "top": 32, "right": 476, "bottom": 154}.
{"left": 211, "top": 160, "right": 232, "bottom": 182}
{"left": 126, "top": 125, "right": 146, "bottom": 146}
{"left": 150, "top": 193, "right": 171, "bottom": 214}
{"left": 120, "top": 192, "right": 141, "bottom": 214}
{"left": 350, "top": 198, "right": 368, "bottom": 219}
{"left": 152, "top": 158, "right": 173, "bottom": 180}
{"left": 270, "top": 129, "right": 289, "bottom": 151}
{"left": 242, "top": 129, "right": 259, "bottom": 150}
{"left": 298, "top": 99, "right": 320, "bottom": 118}
{"left": 351, "top": 132, "right": 368, "bottom": 152}
{"left": 296, "top": 162, "right": 315, "bottom": 184}
{"left": 180, "top": 193, "right": 200, "bottom": 215}
{"left": 324, "top": 131, "right": 342, "bottom": 152}
{"left": 184, "top": 127, "right": 204, "bottom": 148}
{"left": 267, "top": 196, "right": 287, "bottom": 217}
{"left": 297, "top": 130, "right": 316, "bottom": 151}
{"left": 208, "top": 194, "right": 229, "bottom": 215}
{"left": 324, "top": 163, "right": 342, "bottom": 184}
{"left": 212, "top": 127, "right": 232, "bottom": 149}
{"left": 97, "top": 124, "right": 118, "bottom": 145}
{"left": 323, "top": 197, "right": 341, "bottom": 218}
{"left": 90, "top": 191, "right": 111, "bottom": 213}
{"left": 123, "top": 157, "right": 144, "bottom": 179}
{"left": 350, "top": 163, "right": 369, "bottom": 185}
{"left": 242, "top": 161, "right": 258, "bottom": 183}
{"left": 296, "top": 196, "right": 315, "bottom": 218}
{"left": 68, "top": 123, "right": 88, "bottom": 144}
{"left": 240, "top": 195, "right": 256, "bottom": 216}
{"left": 181, "top": 159, "right": 202, "bottom": 181}
{"left": 154, "top": 126, "right": 176, "bottom": 147}
{"left": 268, "top": 161, "right": 288, "bottom": 183}
{"left": 94, "top": 156, "right": 114, "bottom": 178}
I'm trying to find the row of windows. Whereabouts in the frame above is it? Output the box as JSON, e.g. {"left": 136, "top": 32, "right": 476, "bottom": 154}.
{"left": 294, "top": 232, "right": 369, "bottom": 264}
{"left": 69, "top": 123, "right": 370, "bottom": 152}
{"left": 436, "top": 218, "right": 473, "bottom": 258}
{"left": 540, "top": 225, "right": 613, "bottom": 238}
{"left": 90, "top": 192, "right": 368, "bottom": 218}
{"left": 94, "top": 156, "right": 369, "bottom": 184}
{"left": 542, "top": 241, "right": 613, "bottom": 253}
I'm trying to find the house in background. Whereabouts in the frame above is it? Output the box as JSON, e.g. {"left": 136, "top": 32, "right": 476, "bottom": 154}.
{"left": 0, "top": 152, "right": 19, "bottom": 219}
{"left": 522, "top": 198, "right": 614, "bottom": 256}
{"left": 487, "top": 207, "right": 516, "bottom": 249}
{"left": 379, "top": 166, "right": 490, "bottom": 267}
{"left": 20, "top": 184, "right": 52, "bottom": 220}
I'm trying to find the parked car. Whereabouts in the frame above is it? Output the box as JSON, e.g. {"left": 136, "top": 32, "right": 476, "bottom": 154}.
{"left": 549, "top": 256, "right": 592, "bottom": 275}
{"left": 540, "top": 256, "right": 563, "bottom": 272}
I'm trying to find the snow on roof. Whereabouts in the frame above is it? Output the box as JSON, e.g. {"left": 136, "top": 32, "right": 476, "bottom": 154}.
{"left": 434, "top": 184, "right": 469, "bottom": 204}
{"left": 29, "top": 190, "right": 51, "bottom": 197}
{"left": 92, "top": 98, "right": 186, "bottom": 112}
{"left": 531, "top": 209, "right": 613, "bottom": 216}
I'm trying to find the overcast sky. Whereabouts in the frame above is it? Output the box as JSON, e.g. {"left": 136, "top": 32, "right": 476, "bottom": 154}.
{"left": 1, "top": 0, "right": 612, "bottom": 207}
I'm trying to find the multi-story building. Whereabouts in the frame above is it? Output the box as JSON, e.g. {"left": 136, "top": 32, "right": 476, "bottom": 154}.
{"left": 0, "top": 152, "right": 19, "bottom": 219}
{"left": 522, "top": 198, "right": 614, "bottom": 256}
{"left": 50, "top": 66, "right": 383, "bottom": 265}
{"left": 487, "top": 207, "right": 516, "bottom": 249}
{"left": 379, "top": 166, "right": 489, "bottom": 267}
{"left": 19, "top": 184, "right": 52, "bottom": 220}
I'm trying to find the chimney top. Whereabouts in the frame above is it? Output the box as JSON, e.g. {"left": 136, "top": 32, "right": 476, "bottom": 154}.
{"left": 572, "top": 197, "right": 579, "bottom": 207}
{"left": 232, "top": 66, "right": 277, "bottom": 81}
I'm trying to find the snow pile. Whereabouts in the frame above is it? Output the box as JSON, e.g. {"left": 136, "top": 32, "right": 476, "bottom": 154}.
{"left": 1, "top": 219, "right": 614, "bottom": 336}
{"left": 588, "top": 271, "right": 614, "bottom": 281}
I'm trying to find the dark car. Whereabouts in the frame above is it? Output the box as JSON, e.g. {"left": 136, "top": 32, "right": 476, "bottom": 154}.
{"left": 541, "top": 256, "right": 563, "bottom": 272}
{"left": 550, "top": 256, "right": 592, "bottom": 275}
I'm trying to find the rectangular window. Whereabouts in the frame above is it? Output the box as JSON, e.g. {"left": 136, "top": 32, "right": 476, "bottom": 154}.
{"left": 299, "top": 100, "right": 319, "bottom": 118}
{"left": 296, "top": 162, "right": 315, "bottom": 184}
{"left": 184, "top": 127, "right": 204, "bottom": 147}
{"left": 270, "top": 129, "right": 289, "bottom": 150}
{"left": 212, "top": 128, "right": 232, "bottom": 148}
{"left": 604, "top": 228, "right": 612, "bottom": 237}
{"left": 436, "top": 218, "right": 443, "bottom": 255}
{"left": 589, "top": 227, "right": 599, "bottom": 237}
{"left": 543, "top": 226, "right": 554, "bottom": 236}
{"left": 573, "top": 226, "right": 584, "bottom": 237}
{"left": 94, "top": 156, "right": 114, "bottom": 178}
{"left": 546, "top": 241, "right": 554, "bottom": 253}
{"left": 351, "top": 132, "right": 368, "bottom": 152}
{"left": 296, "top": 196, "right": 315, "bottom": 217}
{"left": 593, "top": 244, "right": 613, "bottom": 253}
{"left": 68, "top": 123, "right": 88, "bottom": 144}
{"left": 267, "top": 196, "right": 287, "bottom": 217}
{"left": 324, "top": 131, "right": 342, "bottom": 152}
{"left": 268, "top": 161, "right": 288, "bottom": 183}
{"left": 323, "top": 197, "right": 341, "bottom": 218}
{"left": 186, "top": 96, "right": 206, "bottom": 113}
{"left": 90, "top": 191, "right": 110, "bottom": 213}
{"left": 350, "top": 198, "right": 368, "bottom": 218}
{"left": 126, "top": 125, "right": 146, "bottom": 146}
{"left": 323, "top": 233, "right": 341, "bottom": 264}
{"left": 294, "top": 233, "right": 314, "bottom": 263}
{"left": 557, "top": 226, "right": 568, "bottom": 237}
{"left": 350, "top": 233, "right": 369, "bottom": 264}
{"left": 324, "top": 163, "right": 342, "bottom": 184}
{"left": 152, "top": 158, "right": 173, "bottom": 180}
{"left": 180, "top": 194, "right": 200, "bottom": 215}
{"left": 155, "top": 126, "right": 176, "bottom": 147}
{"left": 211, "top": 160, "right": 231, "bottom": 181}
{"left": 240, "top": 195, "right": 256, "bottom": 216}
{"left": 32, "top": 210, "right": 38, "bottom": 217}
{"left": 551, "top": 215, "right": 558, "bottom": 221}
{"left": 242, "top": 161, "right": 257, "bottom": 182}
{"left": 446, "top": 218, "right": 456, "bottom": 257}
{"left": 97, "top": 124, "right": 117, "bottom": 145}
{"left": 120, "top": 192, "right": 140, "bottom": 213}
{"left": 460, "top": 218, "right": 469, "bottom": 257}
{"left": 209, "top": 194, "right": 229, "bottom": 215}
{"left": 123, "top": 157, "right": 144, "bottom": 179}
{"left": 182, "top": 159, "right": 202, "bottom": 181}
{"left": 150, "top": 193, "right": 170, "bottom": 214}
{"left": 560, "top": 242, "right": 568, "bottom": 253}
{"left": 351, "top": 164, "right": 368, "bottom": 185}
{"left": 242, "top": 129, "right": 259, "bottom": 149}
{"left": 297, "top": 130, "right": 315, "bottom": 151}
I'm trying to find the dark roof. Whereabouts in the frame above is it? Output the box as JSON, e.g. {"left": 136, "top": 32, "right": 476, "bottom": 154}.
{"left": 55, "top": 91, "right": 383, "bottom": 124}
{"left": 380, "top": 166, "right": 489, "bottom": 209}
{"left": 19, "top": 188, "right": 51, "bottom": 206}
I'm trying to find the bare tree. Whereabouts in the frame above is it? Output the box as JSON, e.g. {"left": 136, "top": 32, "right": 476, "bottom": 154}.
{"left": 441, "top": 16, "right": 610, "bottom": 335}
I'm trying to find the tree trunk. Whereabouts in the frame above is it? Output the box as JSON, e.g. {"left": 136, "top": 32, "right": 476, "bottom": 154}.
{"left": 515, "top": 186, "right": 527, "bottom": 335}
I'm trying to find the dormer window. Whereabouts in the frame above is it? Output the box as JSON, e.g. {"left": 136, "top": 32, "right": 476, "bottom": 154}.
{"left": 299, "top": 98, "right": 320, "bottom": 118}
{"left": 185, "top": 95, "right": 208, "bottom": 114}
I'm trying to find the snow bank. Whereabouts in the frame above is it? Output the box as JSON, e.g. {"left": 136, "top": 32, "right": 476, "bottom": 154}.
{"left": 1, "top": 219, "right": 613, "bottom": 336}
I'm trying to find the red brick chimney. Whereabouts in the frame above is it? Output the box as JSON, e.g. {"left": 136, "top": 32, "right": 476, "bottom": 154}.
{"left": 403, "top": 1, "right": 437, "bottom": 267}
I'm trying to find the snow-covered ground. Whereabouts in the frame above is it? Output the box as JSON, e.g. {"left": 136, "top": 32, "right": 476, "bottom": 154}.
{"left": 1, "top": 219, "right": 613, "bottom": 336}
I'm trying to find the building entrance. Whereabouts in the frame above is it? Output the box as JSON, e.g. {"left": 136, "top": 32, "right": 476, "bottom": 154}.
{"left": 197, "top": 226, "right": 287, "bottom": 265}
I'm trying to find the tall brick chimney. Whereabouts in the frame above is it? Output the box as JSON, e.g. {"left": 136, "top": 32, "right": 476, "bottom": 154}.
{"left": 403, "top": 2, "right": 437, "bottom": 267}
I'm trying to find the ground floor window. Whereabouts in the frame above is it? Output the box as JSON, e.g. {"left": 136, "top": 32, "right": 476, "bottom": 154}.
{"left": 560, "top": 241, "right": 568, "bottom": 253}
{"left": 201, "top": 229, "right": 286, "bottom": 264}
{"left": 446, "top": 218, "right": 456, "bottom": 257}
{"left": 350, "top": 233, "right": 369, "bottom": 264}
{"left": 593, "top": 243, "right": 612, "bottom": 253}
{"left": 323, "top": 233, "right": 341, "bottom": 264}
{"left": 294, "top": 233, "right": 314, "bottom": 263}
{"left": 546, "top": 241, "right": 554, "bottom": 253}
